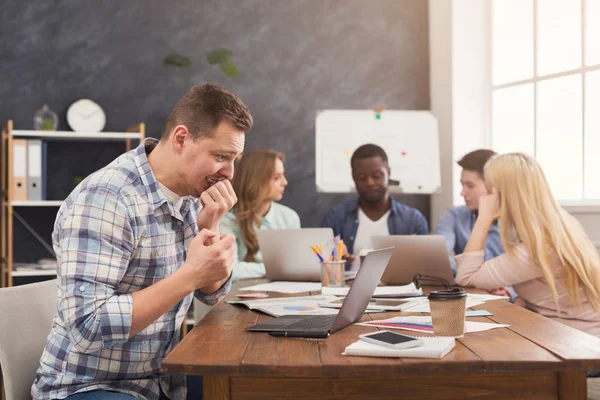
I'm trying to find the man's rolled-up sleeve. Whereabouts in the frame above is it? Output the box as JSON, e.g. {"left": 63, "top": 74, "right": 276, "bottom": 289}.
{"left": 194, "top": 273, "right": 232, "bottom": 305}
{"left": 57, "top": 188, "right": 135, "bottom": 354}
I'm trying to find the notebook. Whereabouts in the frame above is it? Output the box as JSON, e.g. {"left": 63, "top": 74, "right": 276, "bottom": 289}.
{"left": 342, "top": 336, "right": 455, "bottom": 359}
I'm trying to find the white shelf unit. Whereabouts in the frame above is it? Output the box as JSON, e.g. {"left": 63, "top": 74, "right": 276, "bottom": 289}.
{"left": 1, "top": 120, "right": 146, "bottom": 287}
{"left": 11, "top": 201, "right": 64, "bottom": 207}
{"left": 11, "top": 269, "right": 57, "bottom": 277}
{"left": 12, "top": 130, "right": 142, "bottom": 141}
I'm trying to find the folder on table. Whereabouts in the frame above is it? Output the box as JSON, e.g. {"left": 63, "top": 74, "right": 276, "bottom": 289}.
{"left": 12, "top": 139, "right": 28, "bottom": 201}
{"left": 27, "top": 139, "right": 42, "bottom": 201}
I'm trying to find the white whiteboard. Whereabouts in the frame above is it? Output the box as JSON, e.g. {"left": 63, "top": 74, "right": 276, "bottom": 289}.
{"left": 315, "top": 110, "right": 440, "bottom": 194}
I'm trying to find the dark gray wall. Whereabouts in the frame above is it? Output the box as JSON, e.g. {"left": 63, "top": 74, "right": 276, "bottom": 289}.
{"left": 1, "top": 0, "right": 430, "bottom": 264}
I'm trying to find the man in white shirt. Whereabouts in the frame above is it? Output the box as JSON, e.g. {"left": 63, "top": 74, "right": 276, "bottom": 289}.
{"left": 321, "top": 144, "right": 428, "bottom": 269}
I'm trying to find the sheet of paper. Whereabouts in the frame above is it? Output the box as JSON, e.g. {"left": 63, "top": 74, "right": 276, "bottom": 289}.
{"left": 465, "top": 310, "right": 494, "bottom": 317}
{"left": 321, "top": 283, "right": 423, "bottom": 297}
{"left": 228, "top": 294, "right": 341, "bottom": 317}
{"left": 238, "top": 281, "right": 322, "bottom": 294}
{"left": 318, "top": 297, "right": 426, "bottom": 311}
{"left": 465, "top": 320, "right": 510, "bottom": 333}
{"left": 358, "top": 316, "right": 509, "bottom": 334}
{"left": 402, "top": 299, "right": 485, "bottom": 313}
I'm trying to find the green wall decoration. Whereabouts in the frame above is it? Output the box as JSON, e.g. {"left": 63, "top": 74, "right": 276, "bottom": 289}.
{"left": 162, "top": 53, "right": 192, "bottom": 68}
{"left": 206, "top": 48, "right": 239, "bottom": 78}
{"left": 163, "top": 49, "right": 239, "bottom": 78}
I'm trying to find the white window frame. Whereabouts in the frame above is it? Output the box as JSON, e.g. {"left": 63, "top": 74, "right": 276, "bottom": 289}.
{"left": 488, "top": 0, "right": 600, "bottom": 212}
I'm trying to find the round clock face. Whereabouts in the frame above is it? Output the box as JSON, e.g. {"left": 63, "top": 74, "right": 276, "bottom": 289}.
{"left": 66, "top": 99, "right": 106, "bottom": 132}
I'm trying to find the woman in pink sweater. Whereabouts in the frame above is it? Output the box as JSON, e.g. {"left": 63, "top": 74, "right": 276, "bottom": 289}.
{"left": 455, "top": 153, "right": 600, "bottom": 337}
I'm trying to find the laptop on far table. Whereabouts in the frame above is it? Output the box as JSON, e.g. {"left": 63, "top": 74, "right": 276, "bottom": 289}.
{"left": 371, "top": 235, "right": 455, "bottom": 286}
{"left": 258, "top": 228, "right": 334, "bottom": 282}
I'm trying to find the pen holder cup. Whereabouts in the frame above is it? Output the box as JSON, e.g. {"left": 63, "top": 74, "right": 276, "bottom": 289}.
{"left": 320, "top": 260, "right": 346, "bottom": 288}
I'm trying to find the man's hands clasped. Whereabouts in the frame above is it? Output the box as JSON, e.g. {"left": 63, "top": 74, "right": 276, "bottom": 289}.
{"left": 185, "top": 179, "right": 238, "bottom": 293}
{"left": 196, "top": 180, "right": 237, "bottom": 235}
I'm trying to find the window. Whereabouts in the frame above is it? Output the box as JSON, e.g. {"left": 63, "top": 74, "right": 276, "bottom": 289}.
{"left": 491, "top": 0, "right": 600, "bottom": 201}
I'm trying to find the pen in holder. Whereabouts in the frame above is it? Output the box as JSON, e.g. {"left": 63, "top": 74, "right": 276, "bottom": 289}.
{"left": 320, "top": 260, "right": 346, "bottom": 288}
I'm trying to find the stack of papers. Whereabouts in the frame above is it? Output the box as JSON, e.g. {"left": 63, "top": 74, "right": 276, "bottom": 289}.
{"left": 359, "top": 316, "right": 510, "bottom": 334}
{"left": 397, "top": 298, "right": 486, "bottom": 313}
{"left": 321, "top": 283, "right": 423, "bottom": 298}
{"left": 318, "top": 297, "right": 427, "bottom": 311}
{"left": 227, "top": 295, "right": 340, "bottom": 317}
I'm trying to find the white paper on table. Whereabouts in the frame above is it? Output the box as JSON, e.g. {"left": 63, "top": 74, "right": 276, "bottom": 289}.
{"left": 358, "top": 316, "right": 510, "bottom": 334}
{"left": 466, "top": 293, "right": 510, "bottom": 302}
{"left": 227, "top": 294, "right": 340, "bottom": 317}
{"left": 465, "top": 320, "right": 511, "bottom": 333}
{"left": 403, "top": 299, "right": 486, "bottom": 313}
{"left": 321, "top": 283, "right": 423, "bottom": 297}
{"left": 238, "top": 281, "right": 322, "bottom": 294}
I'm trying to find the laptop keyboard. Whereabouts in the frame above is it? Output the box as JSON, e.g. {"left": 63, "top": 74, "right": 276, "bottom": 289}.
{"left": 284, "top": 315, "right": 336, "bottom": 330}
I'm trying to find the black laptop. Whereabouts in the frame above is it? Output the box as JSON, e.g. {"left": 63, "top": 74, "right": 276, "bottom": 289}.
{"left": 245, "top": 247, "right": 394, "bottom": 338}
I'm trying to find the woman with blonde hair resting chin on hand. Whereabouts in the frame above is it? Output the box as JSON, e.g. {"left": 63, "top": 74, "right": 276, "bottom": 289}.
{"left": 455, "top": 152, "right": 600, "bottom": 342}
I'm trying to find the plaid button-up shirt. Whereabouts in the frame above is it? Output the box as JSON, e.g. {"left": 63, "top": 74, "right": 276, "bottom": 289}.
{"left": 32, "top": 139, "right": 231, "bottom": 400}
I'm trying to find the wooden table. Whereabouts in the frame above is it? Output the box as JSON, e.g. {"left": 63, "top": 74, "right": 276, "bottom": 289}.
{"left": 162, "top": 281, "right": 600, "bottom": 400}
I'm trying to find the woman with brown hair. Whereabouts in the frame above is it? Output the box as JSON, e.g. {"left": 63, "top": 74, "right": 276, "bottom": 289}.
{"left": 220, "top": 148, "right": 300, "bottom": 280}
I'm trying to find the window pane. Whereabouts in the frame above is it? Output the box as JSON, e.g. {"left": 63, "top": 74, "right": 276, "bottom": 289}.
{"left": 492, "top": 0, "right": 534, "bottom": 85}
{"left": 585, "top": 70, "right": 600, "bottom": 198}
{"left": 537, "top": 0, "right": 581, "bottom": 76}
{"left": 492, "top": 84, "right": 535, "bottom": 155}
{"left": 586, "top": 0, "right": 600, "bottom": 66}
{"left": 537, "top": 74, "right": 583, "bottom": 200}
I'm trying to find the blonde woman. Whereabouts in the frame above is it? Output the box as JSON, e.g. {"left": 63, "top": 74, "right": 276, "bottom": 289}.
{"left": 220, "top": 148, "right": 300, "bottom": 280}
{"left": 455, "top": 153, "right": 600, "bottom": 337}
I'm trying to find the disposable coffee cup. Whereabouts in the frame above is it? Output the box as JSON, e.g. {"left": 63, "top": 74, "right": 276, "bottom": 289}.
{"left": 428, "top": 288, "right": 467, "bottom": 338}
{"left": 321, "top": 260, "right": 346, "bottom": 287}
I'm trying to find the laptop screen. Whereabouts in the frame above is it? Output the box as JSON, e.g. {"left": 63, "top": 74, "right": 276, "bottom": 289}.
{"left": 329, "top": 247, "right": 394, "bottom": 333}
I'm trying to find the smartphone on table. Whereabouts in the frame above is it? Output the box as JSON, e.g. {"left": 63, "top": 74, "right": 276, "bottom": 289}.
{"left": 358, "top": 330, "right": 423, "bottom": 350}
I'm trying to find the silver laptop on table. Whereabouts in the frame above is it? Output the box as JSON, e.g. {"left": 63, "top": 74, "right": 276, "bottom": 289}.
{"left": 258, "top": 228, "right": 333, "bottom": 282}
{"left": 371, "top": 235, "right": 455, "bottom": 286}
{"left": 246, "top": 247, "right": 395, "bottom": 338}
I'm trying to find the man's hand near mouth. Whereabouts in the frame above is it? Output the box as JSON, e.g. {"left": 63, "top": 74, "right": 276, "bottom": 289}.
{"left": 196, "top": 179, "right": 237, "bottom": 243}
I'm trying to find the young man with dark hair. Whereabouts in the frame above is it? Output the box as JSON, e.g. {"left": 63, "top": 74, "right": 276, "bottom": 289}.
{"left": 32, "top": 84, "right": 253, "bottom": 400}
{"left": 321, "top": 144, "right": 428, "bottom": 267}
{"left": 435, "top": 149, "right": 504, "bottom": 274}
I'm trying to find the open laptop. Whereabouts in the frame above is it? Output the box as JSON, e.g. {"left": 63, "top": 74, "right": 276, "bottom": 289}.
{"left": 258, "top": 228, "right": 334, "bottom": 281}
{"left": 245, "top": 247, "right": 394, "bottom": 338}
{"left": 371, "top": 235, "right": 455, "bottom": 286}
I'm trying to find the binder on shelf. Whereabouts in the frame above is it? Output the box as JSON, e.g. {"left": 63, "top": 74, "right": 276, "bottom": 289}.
{"left": 12, "top": 139, "right": 28, "bottom": 201}
{"left": 42, "top": 141, "right": 47, "bottom": 200}
{"left": 27, "top": 139, "right": 43, "bottom": 201}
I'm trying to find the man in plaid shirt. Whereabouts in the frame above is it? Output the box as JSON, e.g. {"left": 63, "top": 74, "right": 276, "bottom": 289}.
{"left": 31, "top": 84, "right": 253, "bottom": 400}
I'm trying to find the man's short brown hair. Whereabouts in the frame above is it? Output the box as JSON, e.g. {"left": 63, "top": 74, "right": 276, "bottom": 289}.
{"left": 161, "top": 83, "right": 253, "bottom": 140}
{"left": 457, "top": 149, "right": 497, "bottom": 178}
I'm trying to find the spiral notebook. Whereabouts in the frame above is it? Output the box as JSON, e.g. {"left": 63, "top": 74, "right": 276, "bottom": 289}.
{"left": 342, "top": 336, "right": 455, "bottom": 359}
